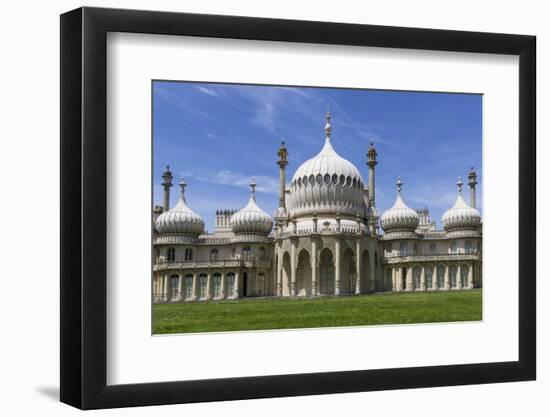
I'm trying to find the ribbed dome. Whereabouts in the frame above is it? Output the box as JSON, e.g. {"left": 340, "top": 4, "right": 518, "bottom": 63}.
{"left": 380, "top": 177, "right": 419, "bottom": 238}
{"left": 231, "top": 180, "right": 273, "bottom": 235}
{"left": 442, "top": 178, "right": 481, "bottom": 233}
{"left": 289, "top": 112, "right": 365, "bottom": 217}
{"left": 155, "top": 179, "right": 205, "bottom": 236}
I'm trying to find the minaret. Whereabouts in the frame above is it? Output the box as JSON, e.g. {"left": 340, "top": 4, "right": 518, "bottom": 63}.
{"left": 457, "top": 176, "right": 464, "bottom": 193}
{"left": 468, "top": 166, "right": 477, "bottom": 208}
{"left": 161, "top": 165, "right": 173, "bottom": 212}
{"left": 367, "top": 142, "right": 377, "bottom": 208}
{"left": 276, "top": 140, "right": 288, "bottom": 212}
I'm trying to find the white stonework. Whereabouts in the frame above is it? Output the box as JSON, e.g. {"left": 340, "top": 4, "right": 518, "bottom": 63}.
{"left": 152, "top": 112, "right": 482, "bottom": 303}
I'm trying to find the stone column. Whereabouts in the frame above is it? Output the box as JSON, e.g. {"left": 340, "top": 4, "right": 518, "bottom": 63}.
{"left": 392, "top": 268, "right": 396, "bottom": 291}
{"left": 220, "top": 272, "right": 225, "bottom": 299}
{"left": 355, "top": 239, "right": 361, "bottom": 295}
{"left": 335, "top": 239, "right": 341, "bottom": 295}
{"left": 177, "top": 274, "right": 183, "bottom": 301}
{"left": 206, "top": 272, "right": 212, "bottom": 299}
{"left": 163, "top": 273, "right": 169, "bottom": 301}
{"left": 468, "top": 263, "right": 474, "bottom": 289}
{"left": 311, "top": 239, "right": 318, "bottom": 296}
{"left": 395, "top": 266, "right": 404, "bottom": 292}
{"left": 234, "top": 271, "right": 240, "bottom": 298}
{"left": 406, "top": 267, "right": 413, "bottom": 291}
{"left": 444, "top": 264, "right": 450, "bottom": 290}
{"left": 432, "top": 265, "right": 438, "bottom": 290}
{"left": 290, "top": 241, "right": 297, "bottom": 296}
{"left": 457, "top": 264, "right": 463, "bottom": 290}
{"left": 369, "top": 251, "right": 376, "bottom": 292}
{"left": 192, "top": 272, "right": 198, "bottom": 300}
{"left": 276, "top": 246, "right": 283, "bottom": 296}
{"left": 420, "top": 266, "right": 426, "bottom": 291}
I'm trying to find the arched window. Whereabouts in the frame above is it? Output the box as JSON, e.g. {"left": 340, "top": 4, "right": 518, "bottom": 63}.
{"left": 399, "top": 242, "right": 408, "bottom": 256}
{"left": 450, "top": 265, "right": 458, "bottom": 288}
{"left": 258, "top": 272, "right": 265, "bottom": 296}
{"left": 167, "top": 247, "right": 175, "bottom": 262}
{"left": 184, "top": 248, "right": 193, "bottom": 261}
{"left": 231, "top": 247, "right": 237, "bottom": 258}
{"left": 226, "top": 272, "right": 235, "bottom": 296}
{"left": 385, "top": 242, "right": 393, "bottom": 253}
{"left": 212, "top": 273, "right": 222, "bottom": 298}
{"left": 184, "top": 274, "right": 193, "bottom": 300}
{"left": 242, "top": 246, "right": 251, "bottom": 260}
{"left": 198, "top": 273, "right": 208, "bottom": 298}
{"left": 170, "top": 274, "right": 179, "bottom": 300}
{"left": 461, "top": 265, "right": 469, "bottom": 287}
{"left": 413, "top": 267, "right": 421, "bottom": 289}
{"left": 450, "top": 241, "right": 457, "bottom": 254}
{"left": 425, "top": 266, "right": 433, "bottom": 289}
{"left": 258, "top": 246, "right": 266, "bottom": 260}
{"left": 429, "top": 243, "right": 436, "bottom": 253}
{"left": 465, "top": 240, "right": 473, "bottom": 253}
{"left": 210, "top": 248, "right": 219, "bottom": 260}
{"left": 437, "top": 265, "right": 445, "bottom": 288}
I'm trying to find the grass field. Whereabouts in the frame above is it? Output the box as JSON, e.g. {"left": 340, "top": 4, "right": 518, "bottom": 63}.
{"left": 153, "top": 289, "right": 482, "bottom": 334}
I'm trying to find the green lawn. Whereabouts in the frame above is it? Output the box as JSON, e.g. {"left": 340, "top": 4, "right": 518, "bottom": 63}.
{"left": 153, "top": 290, "right": 482, "bottom": 334}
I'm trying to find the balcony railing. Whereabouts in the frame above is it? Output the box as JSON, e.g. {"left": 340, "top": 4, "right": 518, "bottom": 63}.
{"left": 386, "top": 248, "right": 479, "bottom": 258}
{"left": 154, "top": 256, "right": 272, "bottom": 271}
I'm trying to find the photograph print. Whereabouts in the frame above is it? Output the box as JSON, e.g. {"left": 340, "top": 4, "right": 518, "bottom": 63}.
{"left": 151, "top": 81, "right": 483, "bottom": 335}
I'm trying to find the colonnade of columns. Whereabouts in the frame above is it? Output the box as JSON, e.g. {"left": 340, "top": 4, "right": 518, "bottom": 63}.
{"left": 153, "top": 269, "right": 276, "bottom": 302}
{"left": 388, "top": 262, "right": 476, "bottom": 292}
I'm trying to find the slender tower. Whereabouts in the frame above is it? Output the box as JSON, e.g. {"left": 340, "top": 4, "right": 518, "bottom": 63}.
{"left": 276, "top": 140, "right": 288, "bottom": 214}
{"left": 161, "top": 165, "right": 173, "bottom": 212}
{"left": 468, "top": 166, "right": 477, "bottom": 208}
{"left": 367, "top": 142, "right": 378, "bottom": 208}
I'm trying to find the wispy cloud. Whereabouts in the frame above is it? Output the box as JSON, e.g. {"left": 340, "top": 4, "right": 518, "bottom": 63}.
{"left": 252, "top": 102, "right": 276, "bottom": 132}
{"left": 182, "top": 169, "right": 279, "bottom": 194}
{"left": 195, "top": 86, "right": 219, "bottom": 96}
{"left": 154, "top": 86, "right": 213, "bottom": 119}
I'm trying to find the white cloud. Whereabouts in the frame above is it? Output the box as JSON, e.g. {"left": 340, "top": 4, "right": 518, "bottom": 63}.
{"left": 195, "top": 86, "right": 219, "bottom": 96}
{"left": 182, "top": 169, "right": 279, "bottom": 194}
{"left": 251, "top": 103, "right": 275, "bottom": 132}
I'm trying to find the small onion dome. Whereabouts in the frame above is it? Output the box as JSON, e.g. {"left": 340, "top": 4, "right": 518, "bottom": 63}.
{"left": 442, "top": 177, "right": 481, "bottom": 233}
{"left": 290, "top": 110, "right": 365, "bottom": 217}
{"left": 155, "top": 178, "right": 205, "bottom": 236}
{"left": 231, "top": 179, "right": 274, "bottom": 235}
{"left": 380, "top": 177, "right": 419, "bottom": 237}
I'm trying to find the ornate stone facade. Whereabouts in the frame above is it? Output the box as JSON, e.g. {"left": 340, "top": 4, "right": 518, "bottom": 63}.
{"left": 152, "top": 112, "right": 482, "bottom": 303}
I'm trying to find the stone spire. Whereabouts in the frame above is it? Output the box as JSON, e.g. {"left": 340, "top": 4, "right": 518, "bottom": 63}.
{"left": 276, "top": 139, "right": 288, "bottom": 213}
{"left": 179, "top": 177, "right": 187, "bottom": 201}
{"left": 324, "top": 107, "right": 332, "bottom": 142}
{"left": 249, "top": 178, "right": 257, "bottom": 201}
{"left": 456, "top": 176, "right": 464, "bottom": 193}
{"left": 161, "top": 165, "right": 173, "bottom": 212}
{"left": 367, "top": 141, "right": 378, "bottom": 208}
{"left": 468, "top": 166, "right": 477, "bottom": 208}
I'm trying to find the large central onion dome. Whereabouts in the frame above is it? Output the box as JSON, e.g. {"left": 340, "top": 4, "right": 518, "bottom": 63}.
{"left": 231, "top": 179, "right": 274, "bottom": 235}
{"left": 442, "top": 177, "right": 481, "bottom": 237}
{"left": 155, "top": 179, "right": 205, "bottom": 236}
{"left": 380, "top": 177, "right": 419, "bottom": 238}
{"left": 290, "top": 111, "right": 365, "bottom": 217}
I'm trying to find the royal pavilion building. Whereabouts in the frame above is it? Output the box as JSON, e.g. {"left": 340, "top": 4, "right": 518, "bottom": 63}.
{"left": 152, "top": 112, "right": 482, "bottom": 302}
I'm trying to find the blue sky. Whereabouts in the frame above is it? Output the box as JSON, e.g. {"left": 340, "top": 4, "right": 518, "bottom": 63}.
{"left": 153, "top": 81, "right": 482, "bottom": 233}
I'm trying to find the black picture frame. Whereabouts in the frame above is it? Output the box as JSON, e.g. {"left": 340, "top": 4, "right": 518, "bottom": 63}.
{"left": 60, "top": 6, "right": 536, "bottom": 410}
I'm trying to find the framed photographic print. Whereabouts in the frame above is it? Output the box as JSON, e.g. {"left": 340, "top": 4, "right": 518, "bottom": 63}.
{"left": 60, "top": 6, "right": 536, "bottom": 410}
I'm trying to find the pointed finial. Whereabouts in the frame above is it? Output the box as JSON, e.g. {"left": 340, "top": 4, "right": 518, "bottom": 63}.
{"left": 249, "top": 178, "right": 257, "bottom": 199}
{"left": 179, "top": 177, "right": 187, "bottom": 198}
{"left": 457, "top": 176, "right": 463, "bottom": 193}
{"left": 324, "top": 108, "right": 332, "bottom": 140}
{"left": 396, "top": 176, "right": 403, "bottom": 194}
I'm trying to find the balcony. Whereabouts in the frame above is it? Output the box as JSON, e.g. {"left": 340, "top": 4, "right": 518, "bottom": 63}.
{"left": 384, "top": 249, "right": 480, "bottom": 264}
{"left": 153, "top": 255, "right": 272, "bottom": 271}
